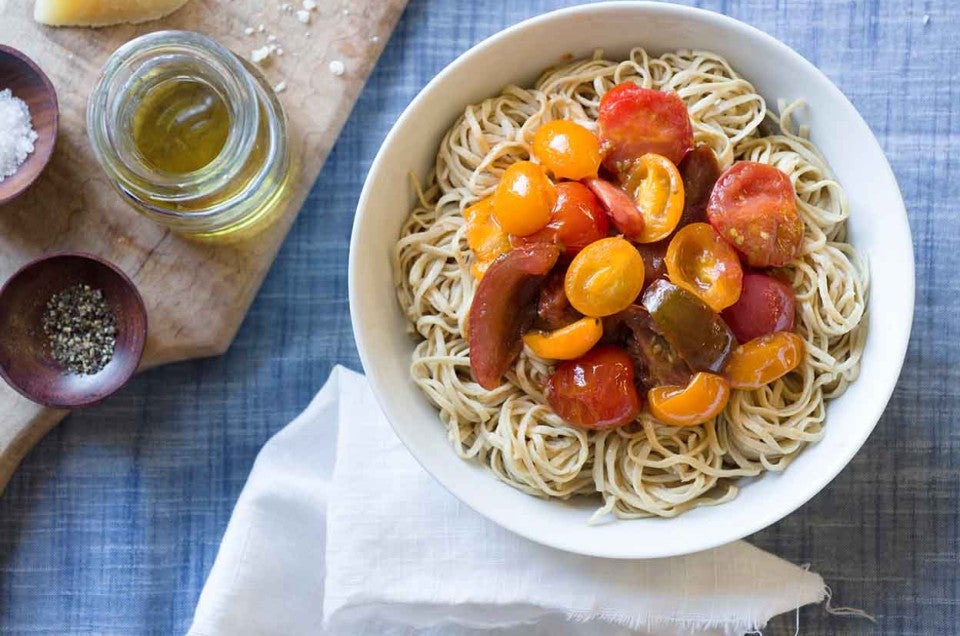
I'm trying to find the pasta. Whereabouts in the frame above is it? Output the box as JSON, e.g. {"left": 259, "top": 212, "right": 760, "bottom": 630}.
{"left": 394, "top": 49, "right": 868, "bottom": 520}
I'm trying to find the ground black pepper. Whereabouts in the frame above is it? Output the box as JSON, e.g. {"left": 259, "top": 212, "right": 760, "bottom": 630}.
{"left": 42, "top": 284, "right": 117, "bottom": 375}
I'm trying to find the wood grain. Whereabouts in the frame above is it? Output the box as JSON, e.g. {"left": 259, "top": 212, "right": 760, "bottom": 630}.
{"left": 0, "top": 0, "right": 408, "bottom": 491}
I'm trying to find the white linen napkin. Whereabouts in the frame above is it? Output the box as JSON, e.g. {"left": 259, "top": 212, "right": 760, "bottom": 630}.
{"left": 188, "top": 365, "right": 825, "bottom": 636}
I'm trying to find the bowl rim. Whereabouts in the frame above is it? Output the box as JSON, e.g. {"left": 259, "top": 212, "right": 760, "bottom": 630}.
{"left": 0, "top": 44, "right": 60, "bottom": 207}
{"left": 0, "top": 252, "right": 148, "bottom": 409}
{"left": 349, "top": 1, "right": 914, "bottom": 558}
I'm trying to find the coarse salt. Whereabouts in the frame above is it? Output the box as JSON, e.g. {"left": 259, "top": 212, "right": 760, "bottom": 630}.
{"left": 329, "top": 60, "right": 345, "bottom": 76}
{"left": 302, "top": 0, "right": 316, "bottom": 10}
{"left": 296, "top": 9, "right": 310, "bottom": 24}
{"left": 274, "top": 82, "right": 286, "bottom": 93}
{"left": 0, "top": 88, "right": 38, "bottom": 183}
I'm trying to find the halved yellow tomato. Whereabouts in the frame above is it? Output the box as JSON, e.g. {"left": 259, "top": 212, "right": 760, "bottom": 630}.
{"left": 532, "top": 120, "right": 601, "bottom": 181}
{"left": 623, "top": 153, "right": 685, "bottom": 243}
{"left": 725, "top": 332, "right": 805, "bottom": 389}
{"left": 523, "top": 317, "right": 603, "bottom": 360}
{"left": 493, "top": 161, "right": 556, "bottom": 237}
{"left": 465, "top": 197, "right": 512, "bottom": 279}
{"left": 564, "top": 237, "right": 645, "bottom": 318}
{"left": 648, "top": 372, "right": 730, "bottom": 427}
{"left": 665, "top": 222, "right": 743, "bottom": 312}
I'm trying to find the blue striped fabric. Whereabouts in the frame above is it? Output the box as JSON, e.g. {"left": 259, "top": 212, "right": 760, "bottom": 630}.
{"left": 0, "top": 1, "right": 956, "bottom": 633}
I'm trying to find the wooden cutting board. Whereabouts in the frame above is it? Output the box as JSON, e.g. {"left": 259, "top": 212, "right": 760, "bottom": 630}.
{"left": 0, "top": 0, "right": 408, "bottom": 491}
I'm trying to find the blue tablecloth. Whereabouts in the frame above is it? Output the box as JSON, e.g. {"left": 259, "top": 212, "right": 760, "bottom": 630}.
{"left": 1, "top": 1, "right": 956, "bottom": 633}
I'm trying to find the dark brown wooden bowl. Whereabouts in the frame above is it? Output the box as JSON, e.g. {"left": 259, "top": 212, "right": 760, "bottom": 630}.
{"left": 0, "top": 45, "right": 59, "bottom": 206}
{"left": 0, "top": 254, "right": 147, "bottom": 408}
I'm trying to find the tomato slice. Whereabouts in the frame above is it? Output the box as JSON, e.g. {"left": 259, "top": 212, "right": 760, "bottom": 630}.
{"left": 707, "top": 161, "right": 804, "bottom": 267}
{"left": 523, "top": 317, "right": 603, "bottom": 360}
{"left": 598, "top": 82, "right": 694, "bottom": 173}
{"left": 622, "top": 153, "right": 685, "bottom": 243}
{"left": 665, "top": 222, "right": 743, "bottom": 312}
{"left": 676, "top": 144, "right": 721, "bottom": 231}
{"left": 615, "top": 304, "right": 691, "bottom": 389}
{"left": 648, "top": 372, "right": 730, "bottom": 427}
{"left": 725, "top": 332, "right": 805, "bottom": 389}
{"left": 634, "top": 241, "right": 668, "bottom": 292}
{"left": 546, "top": 345, "right": 641, "bottom": 430}
{"left": 536, "top": 266, "right": 581, "bottom": 330}
{"left": 532, "top": 120, "right": 601, "bottom": 181}
{"left": 464, "top": 196, "right": 512, "bottom": 279}
{"left": 721, "top": 272, "right": 796, "bottom": 343}
{"left": 564, "top": 237, "right": 645, "bottom": 318}
{"left": 641, "top": 278, "right": 736, "bottom": 373}
{"left": 493, "top": 161, "right": 557, "bottom": 237}
{"left": 582, "top": 177, "right": 645, "bottom": 241}
{"left": 468, "top": 244, "right": 560, "bottom": 389}
{"left": 513, "top": 182, "right": 609, "bottom": 258}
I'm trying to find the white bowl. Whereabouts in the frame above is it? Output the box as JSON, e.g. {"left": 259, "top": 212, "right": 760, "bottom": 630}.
{"left": 349, "top": 2, "right": 913, "bottom": 559}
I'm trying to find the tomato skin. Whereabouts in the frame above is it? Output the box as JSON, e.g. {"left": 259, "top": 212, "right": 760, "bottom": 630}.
{"left": 725, "top": 332, "right": 805, "bottom": 389}
{"left": 532, "top": 120, "right": 602, "bottom": 181}
{"left": 583, "top": 177, "right": 645, "bottom": 241}
{"left": 721, "top": 273, "right": 796, "bottom": 343}
{"left": 622, "top": 153, "right": 685, "bottom": 243}
{"left": 564, "top": 237, "right": 645, "bottom": 318}
{"left": 634, "top": 241, "right": 668, "bottom": 292}
{"left": 598, "top": 82, "right": 694, "bottom": 173}
{"left": 707, "top": 161, "right": 804, "bottom": 268}
{"left": 546, "top": 345, "right": 641, "bottom": 430}
{"left": 493, "top": 161, "right": 557, "bottom": 237}
{"left": 648, "top": 372, "right": 730, "bottom": 427}
{"left": 513, "top": 182, "right": 609, "bottom": 258}
{"left": 468, "top": 245, "right": 560, "bottom": 389}
{"left": 665, "top": 222, "right": 743, "bottom": 312}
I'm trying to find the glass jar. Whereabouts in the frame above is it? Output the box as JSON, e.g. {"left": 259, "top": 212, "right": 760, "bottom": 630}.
{"left": 87, "top": 30, "right": 291, "bottom": 239}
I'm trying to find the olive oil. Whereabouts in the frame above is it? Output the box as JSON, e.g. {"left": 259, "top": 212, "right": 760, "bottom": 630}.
{"left": 132, "top": 77, "right": 230, "bottom": 173}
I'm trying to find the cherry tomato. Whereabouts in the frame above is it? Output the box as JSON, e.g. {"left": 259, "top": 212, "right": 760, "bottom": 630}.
{"left": 523, "top": 317, "right": 603, "bottom": 360}
{"left": 598, "top": 82, "right": 694, "bottom": 173}
{"left": 493, "top": 161, "right": 557, "bottom": 237}
{"left": 532, "top": 120, "right": 602, "bottom": 181}
{"left": 464, "top": 196, "right": 512, "bottom": 279}
{"left": 546, "top": 345, "right": 641, "bottom": 430}
{"left": 634, "top": 241, "right": 668, "bottom": 292}
{"left": 469, "top": 244, "right": 560, "bottom": 390}
{"left": 665, "top": 222, "right": 743, "bottom": 312}
{"left": 623, "top": 153, "right": 685, "bottom": 243}
{"left": 721, "top": 273, "right": 796, "bottom": 343}
{"left": 582, "top": 177, "right": 645, "bottom": 241}
{"left": 536, "top": 267, "right": 581, "bottom": 330}
{"left": 677, "top": 144, "right": 722, "bottom": 231}
{"left": 725, "top": 332, "right": 805, "bottom": 389}
{"left": 564, "top": 237, "right": 645, "bottom": 318}
{"left": 513, "top": 182, "right": 609, "bottom": 258}
{"left": 707, "top": 162, "right": 804, "bottom": 267}
{"left": 641, "top": 279, "right": 736, "bottom": 373}
{"left": 648, "top": 372, "right": 730, "bottom": 427}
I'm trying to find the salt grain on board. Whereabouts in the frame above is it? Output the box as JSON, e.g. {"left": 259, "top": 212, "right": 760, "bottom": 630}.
{"left": 329, "top": 60, "right": 345, "bottom": 76}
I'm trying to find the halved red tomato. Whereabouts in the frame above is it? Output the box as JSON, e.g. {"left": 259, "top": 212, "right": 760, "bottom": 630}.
{"left": 546, "top": 345, "right": 641, "bottom": 429}
{"left": 598, "top": 82, "right": 694, "bottom": 174}
{"left": 721, "top": 272, "right": 796, "bottom": 343}
{"left": 582, "top": 177, "right": 645, "bottom": 241}
{"left": 706, "top": 162, "right": 804, "bottom": 267}
{"left": 665, "top": 222, "right": 743, "bottom": 312}
{"left": 513, "top": 182, "right": 609, "bottom": 258}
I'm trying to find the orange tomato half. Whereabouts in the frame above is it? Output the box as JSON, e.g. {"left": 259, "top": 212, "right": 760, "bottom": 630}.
{"left": 648, "top": 372, "right": 730, "bottom": 427}
{"left": 493, "top": 161, "right": 557, "bottom": 237}
{"left": 464, "top": 197, "right": 511, "bottom": 279}
{"left": 564, "top": 237, "right": 645, "bottom": 318}
{"left": 623, "top": 153, "right": 685, "bottom": 243}
{"left": 532, "top": 120, "right": 602, "bottom": 181}
{"left": 523, "top": 317, "right": 603, "bottom": 360}
{"left": 665, "top": 222, "right": 743, "bottom": 312}
{"left": 725, "top": 332, "right": 805, "bottom": 389}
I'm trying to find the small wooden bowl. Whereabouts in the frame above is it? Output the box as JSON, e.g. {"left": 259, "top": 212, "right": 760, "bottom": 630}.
{"left": 0, "top": 254, "right": 148, "bottom": 408}
{"left": 0, "top": 45, "right": 59, "bottom": 206}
